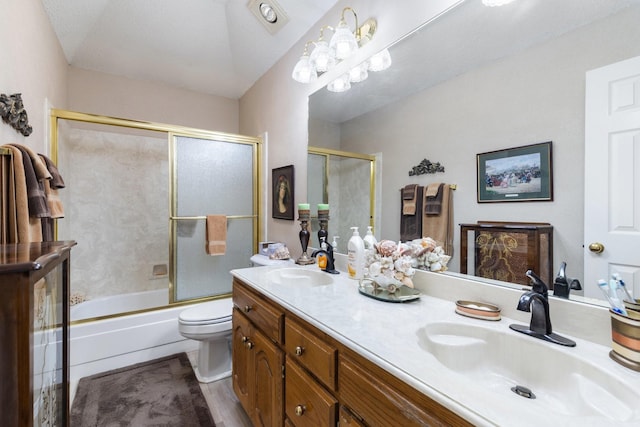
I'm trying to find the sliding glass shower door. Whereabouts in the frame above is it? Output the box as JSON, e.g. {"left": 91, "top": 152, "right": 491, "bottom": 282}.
{"left": 171, "top": 134, "right": 258, "bottom": 302}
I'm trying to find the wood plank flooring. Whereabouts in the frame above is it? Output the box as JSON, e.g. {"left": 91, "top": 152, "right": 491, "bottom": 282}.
{"left": 189, "top": 351, "right": 253, "bottom": 427}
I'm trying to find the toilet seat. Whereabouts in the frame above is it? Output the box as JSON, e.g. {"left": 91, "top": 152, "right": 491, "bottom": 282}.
{"left": 178, "top": 298, "right": 233, "bottom": 325}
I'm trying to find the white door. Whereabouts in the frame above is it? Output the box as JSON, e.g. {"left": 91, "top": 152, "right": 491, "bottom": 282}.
{"left": 584, "top": 55, "right": 640, "bottom": 299}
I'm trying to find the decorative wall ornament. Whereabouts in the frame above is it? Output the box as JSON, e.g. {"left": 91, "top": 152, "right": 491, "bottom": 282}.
{"left": 0, "top": 93, "right": 33, "bottom": 136}
{"left": 408, "top": 158, "right": 445, "bottom": 176}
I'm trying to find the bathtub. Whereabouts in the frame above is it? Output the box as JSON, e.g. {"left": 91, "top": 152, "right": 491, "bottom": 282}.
{"left": 71, "top": 289, "right": 169, "bottom": 321}
{"left": 70, "top": 291, "right": 231, "bottom": 401}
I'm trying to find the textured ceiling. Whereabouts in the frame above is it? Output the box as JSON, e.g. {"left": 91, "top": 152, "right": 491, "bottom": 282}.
{"left": 41, "top": 0, "right": 340, "bottom": 99}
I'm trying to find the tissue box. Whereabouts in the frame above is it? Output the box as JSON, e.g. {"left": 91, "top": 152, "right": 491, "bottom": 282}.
{"left": 259, "top": 241, "right": 277, "bottom": 256}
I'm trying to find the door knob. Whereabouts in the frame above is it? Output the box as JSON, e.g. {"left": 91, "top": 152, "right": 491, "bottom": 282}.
{"left": 588, "top": 242, "right": 605, "bottom": 254}
{"left": 294, "top": 405, "right": 305, "bottom": 416}
{"left": 295, "top": 346, "right": 304, "bottom": 356}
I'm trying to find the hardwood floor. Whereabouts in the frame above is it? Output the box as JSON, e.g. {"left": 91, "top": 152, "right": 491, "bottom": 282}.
{"left": 188, "top": 351, "right": 253, "bottom": 427}
{"left": 199, "top": 376, "right": 252, "bottom": 427}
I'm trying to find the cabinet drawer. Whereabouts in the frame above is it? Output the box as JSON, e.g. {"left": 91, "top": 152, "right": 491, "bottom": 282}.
{"left": 285, "top": 318, "right": 337, "bottom": 390}
{"left": 339, "top": 354, "right": 471, "bottom": 427}
{"left": 285, "top": 358, "right": 337, "bottom": 427}
{"left": 233, "top": 279, "right": 283, "bottom": 343}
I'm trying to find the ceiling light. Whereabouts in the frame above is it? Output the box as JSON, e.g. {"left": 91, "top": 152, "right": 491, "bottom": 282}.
{"left": 259, "top": 3, "right": 277, "bottom": 23}
{"left": 482, "top": 0, "right": 516, "bottom": 6}
{"left": 247, "top": 0, "right": 289, "bottom": 35}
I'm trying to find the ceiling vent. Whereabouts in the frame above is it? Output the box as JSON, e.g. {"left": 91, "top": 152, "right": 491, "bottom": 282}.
{"left": 247, "top": 0, "right": 289, "bottom": 35}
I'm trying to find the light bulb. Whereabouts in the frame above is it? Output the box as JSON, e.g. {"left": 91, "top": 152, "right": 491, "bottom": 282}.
{"left": 368, "top": 48, "right": 392, "bottom": 72}
{"left": 310, "top": 40, "right": 336, "bottom": 73}
{"left": 349, "top": 62, "right": 368, "bottom": 83}
{"left": 291, "top": 55, "right": 317, "bottom": 83}
{"left": 330, "top": 21, "right": 358, "bottom": 60}
{"left": 327, "top": 74, "right": 351, "bottom": 93}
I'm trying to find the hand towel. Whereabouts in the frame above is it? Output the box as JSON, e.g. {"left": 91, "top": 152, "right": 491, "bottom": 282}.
{"left": 2, "top": 144, "right": 40, "bottom": 242}
{"left": 422, "top": 184, "right": 453, "bottom": 255}
{"left": 424, "top": 183, "right": 443, "bottom": 215}
{"left": 206, "top": 215, "right": 227, "bottom": 256}
{"left": 402, "top": 184, "right": 418, "bottom": 215}
{"left": 400, "top": 185, "right": 423, "bottom": 242}
{"left": 39, "top": 154, "right": 65, "bottom": 188}
{"left": 39, "top": 155, "right": 64, "bottom": 218}
{"left": 11, "top": 144, "right": 50, "bottom": 219}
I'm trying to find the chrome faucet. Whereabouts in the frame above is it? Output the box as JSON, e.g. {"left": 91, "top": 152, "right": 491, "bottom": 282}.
{"left": 552, "top": 262, "right": 582, "bottom": 299}
{"left": 509, "top": 270, "right": 576, "bottom": 347}
{"left": 311, "top": 242, "right": 339, "bottom": 274}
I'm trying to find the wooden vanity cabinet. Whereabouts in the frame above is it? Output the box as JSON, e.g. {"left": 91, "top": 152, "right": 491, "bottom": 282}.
{"left": 0, "top": 241, "right": 75, "bottom": 427}
{"left": 232, "top": 277, "right": 473, "bottom": 427}
{"left": 232, "top": 279, "right": 284, "bottom": 427}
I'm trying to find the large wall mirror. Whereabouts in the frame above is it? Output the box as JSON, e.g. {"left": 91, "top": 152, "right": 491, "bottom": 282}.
{"left": 308, "top": 0, "right": 640, "bottom": 302}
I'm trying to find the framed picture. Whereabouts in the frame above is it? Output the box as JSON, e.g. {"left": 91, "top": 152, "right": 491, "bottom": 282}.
{"left": 477, "top": 141, "right": 553, "bottom": 203}
{"left": 272, "top": 165, "right": 295, "bottom": 220}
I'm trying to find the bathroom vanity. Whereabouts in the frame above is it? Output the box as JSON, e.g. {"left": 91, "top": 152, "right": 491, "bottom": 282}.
{"left": 231, "top": 265, "right": 640, "bottom": 426}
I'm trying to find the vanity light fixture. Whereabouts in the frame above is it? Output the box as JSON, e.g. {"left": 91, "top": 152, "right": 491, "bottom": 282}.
{"left": 292, "top": 6, "right": 387, "bottom": 92}
{"left": 482, "top": 0, "right": 516, "bottom": 6}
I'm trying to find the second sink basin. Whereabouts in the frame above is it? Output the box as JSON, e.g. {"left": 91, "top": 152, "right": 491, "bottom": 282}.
{"left": 266, "top": 267, "right": 333, "bottom": 287}
{"left": 417, "top": 321, "right": 640, "bottom": 422}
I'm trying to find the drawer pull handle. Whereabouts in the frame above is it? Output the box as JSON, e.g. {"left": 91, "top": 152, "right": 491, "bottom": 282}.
{"left": 295, "top": 346, "right": 304, "bottom": 356}
{"left": 294, "top": 405, "right": 305, "bottom": 416}
{"left": 244, "top": 305, "right": 252, "bottom": 313}
{"left": 241, "top": 336, "right": 249, "bottom": 343}
{"left": 245, "top": 341, "right": 254, "bottom": 349}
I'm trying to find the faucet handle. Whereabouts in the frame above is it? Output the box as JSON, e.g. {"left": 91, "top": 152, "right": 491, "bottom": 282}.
{"left": 525, "top": 269, "right": 548, "bottom": 299}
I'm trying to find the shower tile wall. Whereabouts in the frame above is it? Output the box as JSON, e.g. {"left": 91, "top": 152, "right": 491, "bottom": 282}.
{"left": 57, "top": 126, "right": 169, "bottom": 302}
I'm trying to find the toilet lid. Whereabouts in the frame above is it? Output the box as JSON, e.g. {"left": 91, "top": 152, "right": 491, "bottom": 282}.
{"left": 179, "top": 299, "right": 232, "bottom": 324}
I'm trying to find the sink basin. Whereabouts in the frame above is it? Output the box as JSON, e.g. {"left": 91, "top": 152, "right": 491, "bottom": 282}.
{"left": 417, "top": 321, "right": 640, "bottom": 422}
{"left": 266, "top": 267, "right": 333, "bottom": 286}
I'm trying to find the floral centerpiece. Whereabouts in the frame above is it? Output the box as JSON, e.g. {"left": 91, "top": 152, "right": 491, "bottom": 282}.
{"left": 364, "top": 237, "right": 451, "bottom": 292}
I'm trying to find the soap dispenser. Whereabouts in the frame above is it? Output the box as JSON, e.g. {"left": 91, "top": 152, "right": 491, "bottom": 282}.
{"left": 363, "top": 226, "right": 377, "bottom": 250}
{"left": 347, "top": 227, "right": 365, "bottom": 280}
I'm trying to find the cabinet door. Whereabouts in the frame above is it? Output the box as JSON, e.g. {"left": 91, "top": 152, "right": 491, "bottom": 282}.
{"left": 252, "top": 329, "right": 284, "bottom": 427}
{"left": 232, "top": 309, "right": 253, "bottom": 414}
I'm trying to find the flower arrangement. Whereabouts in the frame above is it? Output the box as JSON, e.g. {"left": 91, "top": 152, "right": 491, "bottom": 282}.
{"left": 364, "top": 237, "right": 451, "bottom": 291}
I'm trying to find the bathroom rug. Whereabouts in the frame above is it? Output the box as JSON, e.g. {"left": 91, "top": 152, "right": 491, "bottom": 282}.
{"left": 70, "top": 352, "right": 215, "bottom": 426}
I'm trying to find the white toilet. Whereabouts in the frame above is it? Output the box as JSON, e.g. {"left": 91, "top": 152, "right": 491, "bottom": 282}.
{"left": 178, "top": 298, "right": 233, "bottom": 383}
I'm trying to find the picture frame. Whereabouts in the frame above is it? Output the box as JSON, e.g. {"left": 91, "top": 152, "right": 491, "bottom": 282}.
{"left": 272, "top": 165, "right": 295, "bottom": 220}
{"left": 477, "top": 141, "right": 553, "bottom": 203}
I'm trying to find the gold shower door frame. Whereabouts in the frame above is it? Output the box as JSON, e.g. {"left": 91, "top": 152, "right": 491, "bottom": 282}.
{"left": 50, "top": 109, "right": 262, "bottom": 320}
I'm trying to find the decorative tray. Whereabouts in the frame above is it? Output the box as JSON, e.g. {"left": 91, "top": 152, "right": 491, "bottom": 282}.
{"left": 358, "top": 279, "right": 421, "bottom": 303}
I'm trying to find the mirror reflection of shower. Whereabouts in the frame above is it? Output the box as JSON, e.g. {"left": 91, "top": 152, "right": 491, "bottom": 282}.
{"left": 307, "top": 147, "right": 377, "bottom": 253}
{"left": 53, "top": 111, "right": 260, "bottom": 322}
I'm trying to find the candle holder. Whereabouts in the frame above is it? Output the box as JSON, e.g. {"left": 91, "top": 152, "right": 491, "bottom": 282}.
{"left": 296, "top": 209, "right": 315, "bottom": 265}
{"left": 317, "top": 209, "right": 329, "bottom": 248}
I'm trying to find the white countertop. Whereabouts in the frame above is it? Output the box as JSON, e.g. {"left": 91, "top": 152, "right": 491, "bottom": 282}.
{"left": 231, "top": 264, "right": 640, "bottom": 426}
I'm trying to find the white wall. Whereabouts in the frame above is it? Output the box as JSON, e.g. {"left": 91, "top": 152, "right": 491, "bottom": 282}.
{"left": 68, "top": 68, "right": 239, "bottom": 134}
{"left": 0, "top": 0, "right": 68, "bottom": 154}
{"left": 240, "top": 0, "right": 463, "bottom": 254}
